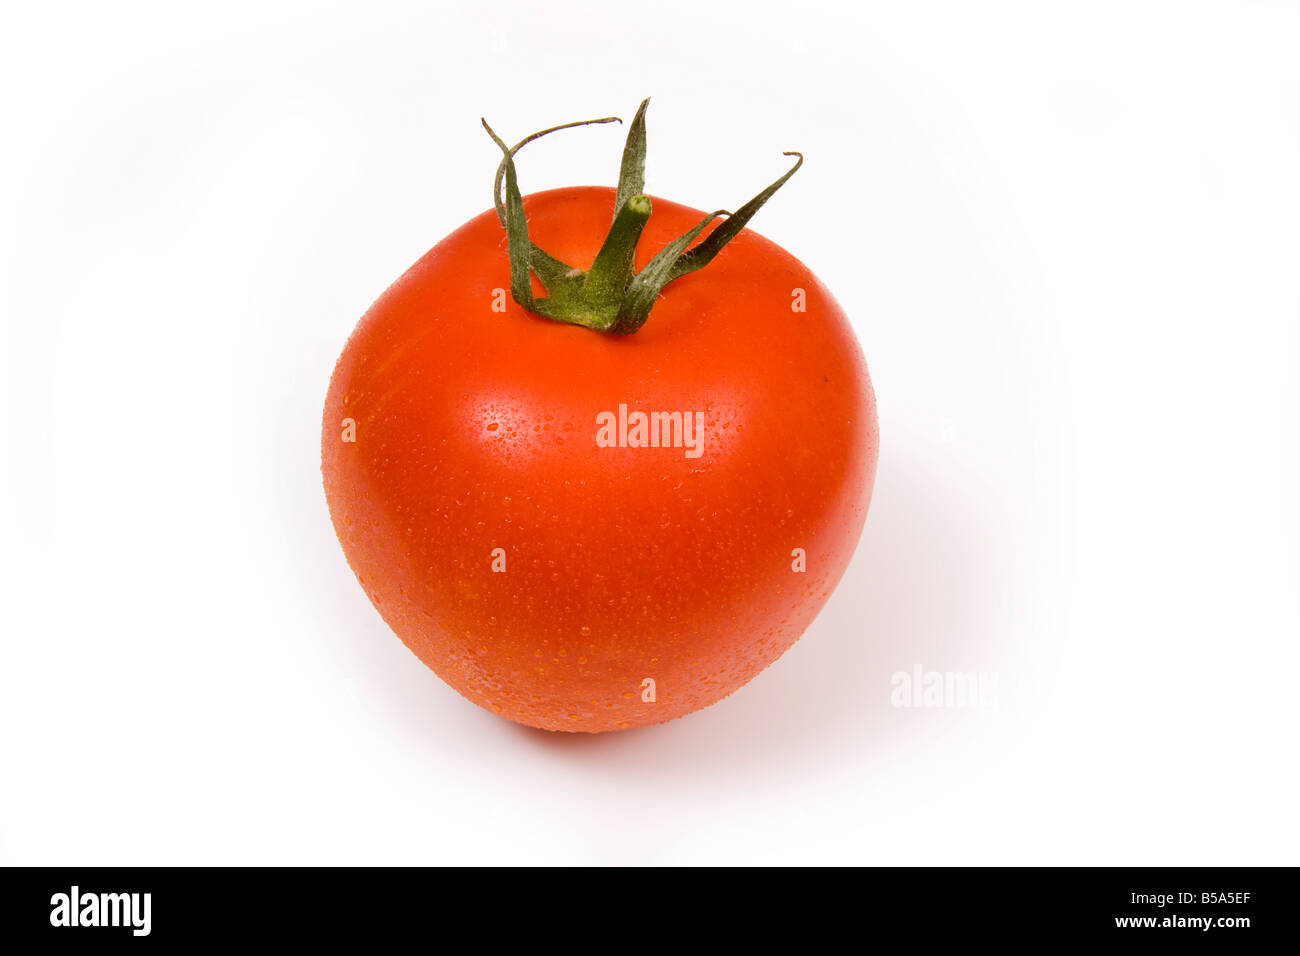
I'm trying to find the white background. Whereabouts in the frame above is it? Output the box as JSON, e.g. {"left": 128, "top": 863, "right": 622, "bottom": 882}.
{"left": 2, "top": 1, "right": 1297, "bottom": 865}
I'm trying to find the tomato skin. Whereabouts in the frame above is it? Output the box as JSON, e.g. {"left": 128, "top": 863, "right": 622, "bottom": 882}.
{"left": 322, "top": 186, "right": 878, "bottom": 732}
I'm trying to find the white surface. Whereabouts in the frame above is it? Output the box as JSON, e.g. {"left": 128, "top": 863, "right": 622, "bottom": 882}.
{"left": 2, "top": 1, "right": 1297, "bottom": 865}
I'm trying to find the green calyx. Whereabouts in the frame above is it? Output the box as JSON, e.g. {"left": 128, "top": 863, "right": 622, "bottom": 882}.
{"left": 482, "top": 98, "right": 802, "bottom": 335}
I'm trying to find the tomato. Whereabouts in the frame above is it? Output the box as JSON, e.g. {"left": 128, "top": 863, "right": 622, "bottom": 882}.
{"left": 322, "top": 105, "right": 878, "bottom": 732}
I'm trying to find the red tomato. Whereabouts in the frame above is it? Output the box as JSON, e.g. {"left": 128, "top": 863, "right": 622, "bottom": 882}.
{"left": 322, "top": 120, "right": 877, "bottom": 732}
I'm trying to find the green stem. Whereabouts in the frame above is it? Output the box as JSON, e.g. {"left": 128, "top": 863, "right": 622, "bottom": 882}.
{"left": 582, "top": 195, "right": 651, "bottom": 322}
{"left": 482, "top": 99, "right": 801, "bottom": 335}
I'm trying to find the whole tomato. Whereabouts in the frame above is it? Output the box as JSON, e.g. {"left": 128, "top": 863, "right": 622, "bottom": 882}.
{"left": 322, "top": 102, "right": 878, "bottom": 732}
